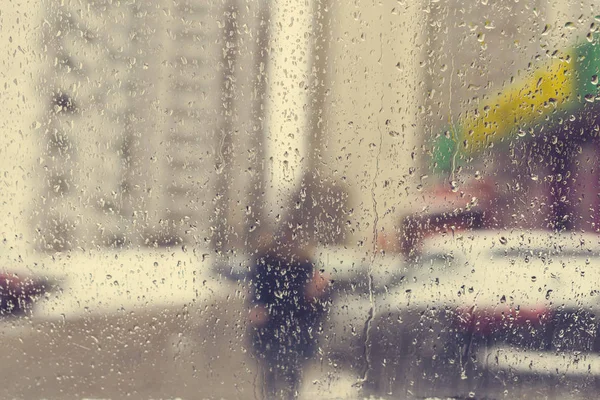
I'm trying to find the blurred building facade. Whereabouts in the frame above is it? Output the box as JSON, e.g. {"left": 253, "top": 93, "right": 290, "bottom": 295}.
{"left": 3, "top": 1, "right": 600, "bottom": 257}
{"left": 34, "top": 1, "right": 230, "bottom": 251}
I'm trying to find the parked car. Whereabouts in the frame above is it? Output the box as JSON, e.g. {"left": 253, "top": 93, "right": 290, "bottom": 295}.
{"left": 213, "top": 245, "right": 405, "bottom": 291}
{"left": 0, "top": 272, "right": 57, "bottom": 317}
{"left": 325, "top": 229, "right": 600, "bottom": 398}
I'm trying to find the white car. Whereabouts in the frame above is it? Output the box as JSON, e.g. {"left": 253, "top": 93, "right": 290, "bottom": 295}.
{"left": 324, "top": 230, "right": 600, "bottom": 398}
{"left": 213, "top": 245, "right": 405, "bottom": 289}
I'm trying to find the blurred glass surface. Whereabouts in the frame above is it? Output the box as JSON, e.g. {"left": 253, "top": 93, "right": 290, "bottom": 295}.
{"left": 3, "top": 1, "right": 600, "bottom": 399}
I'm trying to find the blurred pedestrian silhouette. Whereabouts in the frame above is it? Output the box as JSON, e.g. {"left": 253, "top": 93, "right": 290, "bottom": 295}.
{"left": 247, "top": 184, "right": 331, "bottom": 399}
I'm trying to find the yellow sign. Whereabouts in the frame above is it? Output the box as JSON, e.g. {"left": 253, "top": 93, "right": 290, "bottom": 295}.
{"left": 462, "top": 55, "right": 575, "bottom": 153}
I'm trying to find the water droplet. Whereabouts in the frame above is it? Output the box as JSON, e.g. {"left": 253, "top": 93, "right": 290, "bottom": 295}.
{"left": 389, "top": 130, "right": 400, "bottom": 138}
{"left": 592, "top": 75, "right": 599, "bottom": 85}
{"left": 541, "top": 24, "right": 550, "bottom": 35}
{"left": 499, "top": 237, "right": 507, "bottom": 245}
{"left": 565, "top": 22, "right": 576, "bottom": 30}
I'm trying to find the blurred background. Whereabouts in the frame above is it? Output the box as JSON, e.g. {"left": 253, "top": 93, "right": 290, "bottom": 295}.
{"left": 3, "top": 0, "right": 600, "bottom": 399}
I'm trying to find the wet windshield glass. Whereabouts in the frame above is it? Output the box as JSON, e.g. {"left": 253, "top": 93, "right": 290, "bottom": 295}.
{"left": 5, "top": 1, "right": 600, "bottom": 399}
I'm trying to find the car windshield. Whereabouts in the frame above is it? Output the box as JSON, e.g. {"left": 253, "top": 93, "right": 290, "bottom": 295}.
{"left": 7, "top": 1, "right": 600, "bottom": 399}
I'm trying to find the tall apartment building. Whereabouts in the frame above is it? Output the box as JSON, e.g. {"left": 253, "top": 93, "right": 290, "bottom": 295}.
{"left": 36, "top": 1, "right": 225, "bottom": 251}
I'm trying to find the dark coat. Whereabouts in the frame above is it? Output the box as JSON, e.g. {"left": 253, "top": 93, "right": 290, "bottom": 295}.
{"left": 249, "top": 250, "right": 327, "bottom": 360}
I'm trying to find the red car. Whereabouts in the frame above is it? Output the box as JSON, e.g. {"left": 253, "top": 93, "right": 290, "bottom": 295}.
{"left": 0, "top": 272, "right": 56, "bottom": 316}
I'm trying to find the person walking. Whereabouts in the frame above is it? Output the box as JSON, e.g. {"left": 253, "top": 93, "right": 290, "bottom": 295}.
{"left": 247, "top": 221, "right": 330, "bottom": 399}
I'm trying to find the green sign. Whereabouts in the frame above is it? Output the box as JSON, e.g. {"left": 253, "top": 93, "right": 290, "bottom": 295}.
{"left": 432, "top": 35, "right": 600, "bottom": 174}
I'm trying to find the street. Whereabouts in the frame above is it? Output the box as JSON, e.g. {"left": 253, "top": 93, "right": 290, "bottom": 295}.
{"left": 0, "top": 286, "right": 364, "bottom": 400}
{"left": 2, "top": 284, "right": 600, "bottom": 400}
